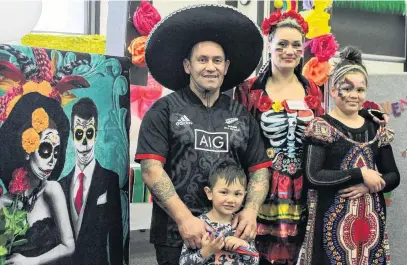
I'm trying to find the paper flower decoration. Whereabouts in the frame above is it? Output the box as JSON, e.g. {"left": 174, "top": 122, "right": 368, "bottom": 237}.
{"left": 128, "top": 36, "right": 147, "bottom": 67}
{"left": 303, "top": 0, "right": 313, "bottom": 10}
{"left": 131, "top": 74, "right": 164, "bottom": 119}
{"left": 302, "top": 9, "right": 331, "bottom": 39}
{"left": 302, "top": 57, "right": 330, "bottom": 86}
{"left": 313, "top": 0, "right": 333, "bottom": 11}
{"left": 306, "top": 33, "right": 339, "bottom": 62}
{"left": 133, "top": 0, "right": 161, "bottom": 36}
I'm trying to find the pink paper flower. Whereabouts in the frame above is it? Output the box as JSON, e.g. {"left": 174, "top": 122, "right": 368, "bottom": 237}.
{"left": 309, "top": 34, "right": 339, "bottom": 62}
{"left": 133, "top": 1, "right": 161, "bottom": 36}
{"left": 131, "top": 75, "right": 163, "bottom": 119}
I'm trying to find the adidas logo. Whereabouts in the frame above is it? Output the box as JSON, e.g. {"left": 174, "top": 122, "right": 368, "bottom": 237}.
{"left": 225, "top": 118, "right": 238, "bottom": 124}
{"left": 176, "top": 115, "right": 193, "bottom": 126}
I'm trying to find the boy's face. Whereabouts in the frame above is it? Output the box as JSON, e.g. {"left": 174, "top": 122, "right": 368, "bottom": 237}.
{"left": 205, "top": 177, "right": 246, "bottom": 216}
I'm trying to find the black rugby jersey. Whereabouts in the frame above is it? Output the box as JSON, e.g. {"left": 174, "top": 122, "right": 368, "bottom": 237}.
{"left": 135, "top": 86, "right": 271, "bottom": 247}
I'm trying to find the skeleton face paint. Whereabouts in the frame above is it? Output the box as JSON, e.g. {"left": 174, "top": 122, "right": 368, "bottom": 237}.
{"left": 337, "top": 76, "right": 367, "bottom": 100}
{"left": 29, "top": 128, "right": 60, "bottom": 181}
{"left": 73, "top": 116, "right": 96, "bottom": 167}
{"left": 334, "top": 72, "right": 367, "bottom": 113}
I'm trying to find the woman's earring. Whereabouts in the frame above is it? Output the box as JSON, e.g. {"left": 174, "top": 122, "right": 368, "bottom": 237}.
{"left": 25, "top": 153, "right": 30, "bottom": 160}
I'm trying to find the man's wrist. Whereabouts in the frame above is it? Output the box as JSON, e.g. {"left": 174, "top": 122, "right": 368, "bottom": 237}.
{"left": 244, "top": 203, "right": 260, "bottom": 214}
{"left": 174, "top": 206, "right": 194, "bottom": 224}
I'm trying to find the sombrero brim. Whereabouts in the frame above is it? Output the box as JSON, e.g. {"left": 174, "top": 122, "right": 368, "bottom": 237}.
{"left": 145, "top": 4, "right": 263, "bottom": 92}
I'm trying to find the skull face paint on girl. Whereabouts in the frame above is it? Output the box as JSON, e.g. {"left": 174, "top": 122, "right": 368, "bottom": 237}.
{"left": 334, "top": 72, "right": 367, "bottom": 113}
{"left": 29, "top": 128, "right": 61, "bottom": 181}
{"left": 337, "top": 76, "right": 367, "bottom": 100}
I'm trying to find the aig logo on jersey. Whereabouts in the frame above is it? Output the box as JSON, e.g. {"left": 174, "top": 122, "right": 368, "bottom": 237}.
{"left": 195, "top": 129, "right": 229, "bottom": 153}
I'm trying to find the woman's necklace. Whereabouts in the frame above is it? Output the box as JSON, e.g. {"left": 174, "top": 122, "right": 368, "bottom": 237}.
{"left": 22, "top": 181, "right": 43, "bottom": 213}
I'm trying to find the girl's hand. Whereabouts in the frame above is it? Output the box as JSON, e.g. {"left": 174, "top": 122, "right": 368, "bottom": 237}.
{"left": 339, "top": 184, "right": 369, "bottom": 200}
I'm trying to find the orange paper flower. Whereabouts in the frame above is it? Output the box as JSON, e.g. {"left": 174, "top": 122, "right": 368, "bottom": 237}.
{"left": 22, "top": 80, "right": 53, "bottom": 96}
{"left": 22, "top": 128, "right": 40, "bottom": 154}
{"left": 32, "top": 108, "right": 49, "bottom": 133}
{"left": 128, "top": 36, "right": 148, "bottom": 67}
{"left": 302, "top": 57, "right": 330, "bottom": 86}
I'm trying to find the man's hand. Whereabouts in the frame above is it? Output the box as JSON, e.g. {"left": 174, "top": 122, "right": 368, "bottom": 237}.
{"left": 339, "top": 184, "right": 369, "bottom": 200}
{"left": 224, "top": 236, "right": 248, "bottom": 252}
{"left": 232, "top": 208, "right": 257, "bottom": 240}
{"left": 178, "top": 215, "right": 214, "bottom": 249}
{"left": 232, "top": 168, "right": 269, "bottom": 240}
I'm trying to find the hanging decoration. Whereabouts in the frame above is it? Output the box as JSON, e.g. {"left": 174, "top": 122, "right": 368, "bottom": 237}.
{"left": 333, "top": 1, "right": 406, "bottom": 15}
{"left": 302, "top": 0, "right": 313, "bottom": 10}
{"left": 130, "top": 74, "right": 163, "bottom": 119}
{"left": 302, "top": 57, "right": 330, "bottom": 86}
{"left": 278, "top": 0, "right": 299, "bottom": 12}
{"left": 299, "top": 0, "right": 337, "bottom": 88}
{"left": 128, "top": 36, "right": 148, "bottom": 67}
{"left": 128, "top": 0, "right": 162, "bottom": 66}
{"left": 362, "top": 97, "right": 407, "bottom": 118}
{"left": 21, "top": 34, "right": 106, "bottom": 54}
{"left": 132, "top": 0, "right": 161, "bottom": 36}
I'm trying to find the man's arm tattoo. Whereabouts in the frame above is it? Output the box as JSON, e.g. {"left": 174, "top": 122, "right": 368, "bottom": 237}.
{"left": 140, "top": 160, "right": 177, "bottom": 203}
{"left": 150, "top": 171, "right": 176, "bottom": 203}
{"left": 140, "top": 159, "right": 163, "bottom": 172}
{"left": 245, "top": 168, "right": 269, "bottom": 211}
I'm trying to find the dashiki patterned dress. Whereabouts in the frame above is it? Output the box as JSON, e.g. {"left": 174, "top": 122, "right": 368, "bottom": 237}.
{"left": 300, "top": 115, "right": 400, "bottom": 265}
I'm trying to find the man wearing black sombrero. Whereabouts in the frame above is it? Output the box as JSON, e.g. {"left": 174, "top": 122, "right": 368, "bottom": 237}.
{"left": 135, "top": 4, "right": 271, "bottom": 265}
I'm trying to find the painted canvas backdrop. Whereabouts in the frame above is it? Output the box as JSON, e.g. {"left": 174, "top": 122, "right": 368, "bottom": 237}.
{"left": 0, "top": 44, "right": 130, "bottom": 265}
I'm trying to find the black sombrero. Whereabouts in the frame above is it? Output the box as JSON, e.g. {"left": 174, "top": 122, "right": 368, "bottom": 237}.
{"left": 145, "top": 4, "right": 263, "bottom": 92}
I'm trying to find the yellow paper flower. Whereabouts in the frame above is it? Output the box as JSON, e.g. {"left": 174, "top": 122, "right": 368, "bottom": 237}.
{"left": 22, "top": 128, "right": 40, "bottom": 154}
{"left": 23, "top": 80, "right": 53, "bottom": 97}
{"left": 6, "top": 95, "right": 22, "bottom": 117}
{"left": 272, "top": 101, "right": 284, "bottom": 112}
{"left": 32, "top": 108, "right": 49, "bottom": 133}
{"left": 313, "top": 0, "right": 333, "bottom": 11}
{"left": 303, "top": 10, "right": 331, "bottom": 39}
{"left": 0, "top": 245, "right": 7, "bottom": 256}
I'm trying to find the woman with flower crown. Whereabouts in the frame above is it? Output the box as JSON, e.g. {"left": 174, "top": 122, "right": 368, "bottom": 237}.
{"left": 0, "top": 92, "right": 74, "bottom": 265}
{"left": 233, "top": 9, "right": 387, "bottom": 265}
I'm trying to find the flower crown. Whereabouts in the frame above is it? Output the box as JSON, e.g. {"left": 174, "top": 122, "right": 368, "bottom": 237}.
{"left": 262, "top": 9, "right": 308, "bottom": 36}
{"left": 22, "top": 108, "right": 50, "bottom": 154}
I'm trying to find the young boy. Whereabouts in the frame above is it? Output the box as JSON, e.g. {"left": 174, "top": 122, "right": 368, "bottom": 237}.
{"left": 179, "top": 161, "right": 260, "bottom": 265}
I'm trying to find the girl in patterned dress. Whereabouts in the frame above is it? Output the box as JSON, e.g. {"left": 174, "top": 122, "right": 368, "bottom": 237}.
{"left": 300, "top": 46, "right": 400, "bottom": 265}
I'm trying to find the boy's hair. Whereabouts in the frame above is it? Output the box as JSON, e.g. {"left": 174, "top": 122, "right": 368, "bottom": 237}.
{"left": 208, "top": 161, "right": 247, "bottom": 189}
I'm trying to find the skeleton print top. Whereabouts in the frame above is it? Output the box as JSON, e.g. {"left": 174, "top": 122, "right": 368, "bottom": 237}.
{"left": 179, "top": 213, "right": 259, "bottom": 265}
{"left": 233, "top": 69, "right": 324, "bottom": 262}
